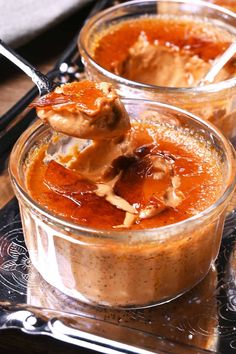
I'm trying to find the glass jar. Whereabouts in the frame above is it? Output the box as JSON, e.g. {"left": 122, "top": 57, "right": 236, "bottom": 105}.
{"left": 79, "top": 0, "right": 236, "bottom": 141}
{"left": 207, "top": 0, "right": 236, "bottom": 13}
{"left": 9, "top": 100, "right": 236, "bottom": 308}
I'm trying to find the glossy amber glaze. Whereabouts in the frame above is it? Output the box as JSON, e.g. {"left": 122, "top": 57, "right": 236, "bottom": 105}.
{"left": 93, "top": 17, "right": 232, "bottom": 72}
{"left": 26, "top": 122, "right": 222, "bottom": 230}
{"left": 31, "top": 81, "right": 105, "bottom": 113}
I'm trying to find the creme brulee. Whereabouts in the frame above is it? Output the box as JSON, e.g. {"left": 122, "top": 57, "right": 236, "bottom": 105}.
{"left": 79, "top": 3, "right": 236, "bottom": 139}
{"left": 26, "top": 120, "right": 223, "bottom": 230}
{"left": 9, "top": 84, "right": 235, "bottom": 307}
{"left": 21, "top": 102, "right": 228, "bottom": 307}
{"left": 10, "top": 100, "right": 235, "bottom": 308}
{"left": 92, "top": 17, "right": 235, "bottom": 88}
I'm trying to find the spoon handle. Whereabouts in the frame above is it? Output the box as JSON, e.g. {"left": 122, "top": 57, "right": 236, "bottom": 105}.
{"left": 199, "top": 42, "right": 236, "bottom": 86}
{"left": 0, "top": 39, "right": 52, "bottom": 96}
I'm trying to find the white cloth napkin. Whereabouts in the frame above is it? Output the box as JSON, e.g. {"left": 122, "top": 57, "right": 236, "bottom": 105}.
{"left": 0, "top": 0, "right": 90, "bottom": 47}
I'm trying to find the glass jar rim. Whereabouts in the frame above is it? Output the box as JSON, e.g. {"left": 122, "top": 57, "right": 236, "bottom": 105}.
{"left": 9, "top": 99, "right": 236, "bottom": 241}
{"left": 79, "top": 0, "right": 236, "bottom": 94}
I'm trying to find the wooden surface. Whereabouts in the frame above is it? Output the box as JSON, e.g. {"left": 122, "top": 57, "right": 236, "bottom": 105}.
{"left": 0, "top": 2, "right": 98, "bottom": 353}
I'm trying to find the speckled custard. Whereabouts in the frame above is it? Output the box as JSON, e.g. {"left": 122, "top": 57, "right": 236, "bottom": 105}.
{"left": 9, "top": 100, "right": 236, "bottom": 308}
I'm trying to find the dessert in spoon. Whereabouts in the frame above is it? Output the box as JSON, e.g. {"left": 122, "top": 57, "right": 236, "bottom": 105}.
{"left": 31, "top": 80, "right": 130, "bottom": 139}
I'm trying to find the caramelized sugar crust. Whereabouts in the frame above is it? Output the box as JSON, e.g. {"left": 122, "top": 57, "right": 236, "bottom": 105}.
{"left": 93, "top": 17, "right": 234, "bottom": 87}
{"left": 26, "top": 122, "right": 222, "bottom": 230}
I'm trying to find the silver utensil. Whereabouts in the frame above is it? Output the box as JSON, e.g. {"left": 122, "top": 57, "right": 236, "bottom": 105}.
{"left": 0, "top": 39, "right": 79, "bottom": 163}
{"left": 198, "top": 42, "right": 236, "bottom": 86}
{"left": 0, "top": 39, "right": 53, "bottom": 96}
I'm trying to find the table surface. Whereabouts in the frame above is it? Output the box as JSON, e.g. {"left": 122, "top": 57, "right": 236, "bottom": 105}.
{"left": 0, "top": 2, "right": 96, "bottom": 353}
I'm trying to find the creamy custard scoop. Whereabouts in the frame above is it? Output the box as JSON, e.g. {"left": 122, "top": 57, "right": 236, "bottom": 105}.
{"left": 34, "top": 80, "right": 130, "bottom": 139}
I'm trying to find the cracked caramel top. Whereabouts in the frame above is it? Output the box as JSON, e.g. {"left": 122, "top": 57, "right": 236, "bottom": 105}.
{"left": 26, "top": 120, "right": 223, "bottom": 230}
{"left": 28, "top": 79, "right": 223, "bottom": 230}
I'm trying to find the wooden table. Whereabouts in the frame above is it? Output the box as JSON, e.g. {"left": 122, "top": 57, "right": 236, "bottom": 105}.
{"left": 0, "top": 2, "right": 96, "bottom": 352}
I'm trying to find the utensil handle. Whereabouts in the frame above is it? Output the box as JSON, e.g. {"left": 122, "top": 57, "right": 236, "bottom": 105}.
{"left": 199, "top": 42, "right": 236, "bottom": 85}
{"left": 0, "top": 307, "right": 157, "bottom": 354}
{"left": 0, "top": 39, "right": 52, "bottom": 95}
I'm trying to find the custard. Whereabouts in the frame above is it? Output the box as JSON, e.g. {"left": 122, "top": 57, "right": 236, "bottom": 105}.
{"left": 33, "top": 80, "right": 130, "bottom": 139}
{"left": 93, "top": 17, "right": 235, "bottom": 88}
{"left": 26, "top": 121, "right": 223, "bottom": 230}
{"left": 23, "top": 113, "right": 225, "bottom": 307}
{"left": 14, "top": 81, "right": 231, "bottom": 307}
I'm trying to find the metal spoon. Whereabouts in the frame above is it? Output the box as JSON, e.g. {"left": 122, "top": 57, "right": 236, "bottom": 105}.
{"left": 0, "top": 39, "right": 86, "bottom": 168}
{"left": 198, "top": 42, "right": 236, "bottom": 86}
{"left": 0, "top": 39, "right": 53, "bottom": 96}
{"left": 0, "top": 39, "right": 66, "bottom": 161}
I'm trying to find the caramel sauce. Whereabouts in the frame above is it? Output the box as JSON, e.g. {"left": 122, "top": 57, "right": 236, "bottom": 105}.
{"left": 93, "top": 17, "right": 232, "bottom": 72}
{"left": 26, "top": 123, "right": 222, "bottom": 230}
{"left": 31, "top": 81, "right": 105, "bottom": 113}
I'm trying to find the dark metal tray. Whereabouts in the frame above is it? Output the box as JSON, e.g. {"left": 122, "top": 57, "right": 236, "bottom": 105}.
{"left": 0, "top": 198, "right": 236, "bottom": 354}
{"left": 0, "top": 1, "right": 236, "bottom": 352}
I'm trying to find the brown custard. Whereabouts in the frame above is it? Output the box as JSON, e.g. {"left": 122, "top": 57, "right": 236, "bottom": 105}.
{"left": 32, "top": 80, "right": 130, "bottom": 139}
{"left": 92, "top": 17, "right": 235, "bottom": 87}
{"left": 26, "top": 121, "right": 222, "bottom": 230}
{"left": 19, "top": 77, "right": 229, "bottom": 307}
{"left": 11, "top": 86, "right": 233, "bottom": 308}
{"left": 22, "top": 115, "right": 227, "bottom": 307}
